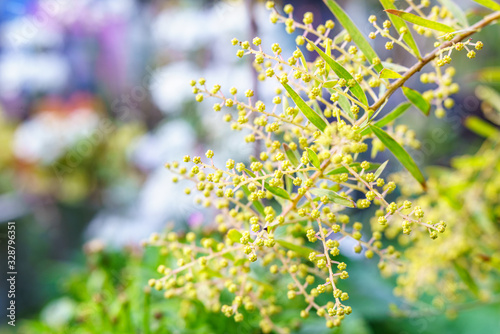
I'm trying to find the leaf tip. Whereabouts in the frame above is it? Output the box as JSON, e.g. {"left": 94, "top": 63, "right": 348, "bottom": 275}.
{"left": 384, "top": 9, "right": 399, "bottom": 15}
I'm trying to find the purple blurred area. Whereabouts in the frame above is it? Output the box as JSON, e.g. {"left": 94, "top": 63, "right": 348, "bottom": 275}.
{"left": 0, "top": 0, "right": 292, "bottom": 248}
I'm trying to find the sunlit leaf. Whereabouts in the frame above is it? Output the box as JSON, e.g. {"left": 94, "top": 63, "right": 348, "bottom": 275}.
{"left": 227, "top": 229, "right": 243, "bottom": 243}
{"left": 472, "top": 0, "right": 500, "bottom": 11}
{"left": 475, "top": 85, "right": 500, "bottom": 125}
{"left": 307, "top": 148, "right": 321, "bottom": 169}
{"left": 310, "top": 188, "right": 355, "bottom": 208}
{"left": 283, "top": 143, "right": 300, "bottom": 167}
{"left": 323, "top": 80, "right": 338, "bottom": 88}
{"left": 385, "top": 9, "right": 455, "bottom": 33}
{"left": 402, "top": 86, "right": 430, "bottom": 116}
{"left": 476, "top": 67, "right": 500, "bottom": 83}
{"left": 333, "top": 30, "right": 348, "bottom": 45}
{"left": 264, "top": 182, "right": 291, "bottom": 200}
{"left": 360, "top": 102, "right": 412, "bottom": 135}
{"left": 464, "top": 116, "right": 499, "bottom": 138}
{"left": 380, "top": 0, "right": 421, "bottom": 58}
{"left": 297, "top": 47, "right": 308, "bottom": 71}
{"left": 282, "top": 82, "right": 327, "bottom": 132}
{"left": 453, "top": 261, "right": 480, "bottom": 296}
{"left": 323, "top": 0, "right": 384, "bottom": 72}
{"left": 306, "top": 38, "right": 368, "bottom": 106}
{"left": 382, "top": 61, "right": 409, "bottom": 73}
{"left": 370, "top": 125, "right": 426, "bottom": 188}
{"left": 373, "top": 160, "right": 389, "bottom": 179}
{"left": 374, "top": 102, "right": 412, "bottom": 127}
{"left": 380, "top": 68, "right": 403, "bottom": 79}
{"left": 242, "top": 185, "right": 265, "bottom": 216}
{"left": 326, "top": 162, "right": 381, "bottom": 175}
{"left": 330, "top": 89, "right": 356, "bottom": 120}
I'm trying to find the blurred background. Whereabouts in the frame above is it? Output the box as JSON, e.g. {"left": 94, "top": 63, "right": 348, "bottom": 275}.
{"left": 0, "top": 0, "right": 498, "bottom": 333}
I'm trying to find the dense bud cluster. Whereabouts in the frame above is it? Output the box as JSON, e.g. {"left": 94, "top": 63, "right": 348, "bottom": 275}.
{"left": 146, "top": 1, "right": 500, "bottom": 331}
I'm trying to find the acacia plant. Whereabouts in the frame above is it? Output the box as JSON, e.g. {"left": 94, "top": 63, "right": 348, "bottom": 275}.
{"left": 145, "top": 0, "right": 500, "bottom": 331}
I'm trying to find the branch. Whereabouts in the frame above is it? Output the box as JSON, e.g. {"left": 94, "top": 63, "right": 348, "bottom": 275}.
{"left": 369, "top": 11, "right": 500, "bottom": 114}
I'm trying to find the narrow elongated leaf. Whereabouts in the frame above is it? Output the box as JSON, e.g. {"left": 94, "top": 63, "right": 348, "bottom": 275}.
{"left": 437, "top": 0, "right": 469, "bottom": 27}
{"left": 380, "top": 68, "right": 403, "bottom": 79}
{"left": 370, "top": 125, "right": 426, "bottom": 188}
{"left": 402, "top": 86, "right": 430, "bottom": 116}
{"left": 373, "top": 160, "right": 389, "bottom": 179}
{"left": 326, "top": 162, "right": 381, "bottom": 175}
{"left": 385, "top": 9, "right": 455, "bottom": 33}
{"left": 323, "top": 0, "right": 383, "bottom": 72}
{"left": 477, "top": 67, "right": 500, "bottom": 83}
{"left": 475, "top": 86, "right": 500, "bottom": 124}
{"left": 282, "top": 95, "right": 289, "bottom": 114}
{"left": 310, "top": 188, "right": 355, "bottom": 208}
{"left": 297, "top": 47, "right": 308, "bottom": 71}
{"left": 282, "top": 82, "right": 327, "bottom": 132}
{"left": 307, "top": 148, "right": 321, "bottom": 169}
{"left": 382, "top": 61, "right": 409, "bottom": 73}
{"left": 323, "top": 80, "right": 338, "bottom": 88}
{"left": 380, "top": 0, "right": 421, "bottom": 58}
{"left": 325, "top": 38, "right": 331, "bottom": 77}
{"left": 464, "top": 116, "right": 499, "bottom": 138}
{"left": 276, "top": 240, "right": 316, "bottom": 258}
{"left": 360, "top": 102, "right": 412, "bottom": 135}
{"left": 453, "top": 261, "right": 480, "bottom": 296}
{"left": 306, "top": 38, "right": 368, "bottom": 106}
{"left": 331, "top": 90, "right": 356, "bottom": 120}
{"left": 374, "top": 102, "right": 412, "bottom": 127}
{"left": 333, "top": 30, "right": 348, "bottom": 45}
{"left": 472, "top": 0, "right": 500, "bottom": 11}
{"left": 242, "top": 185, "right": 265, "bottom": 216}
{"left": 264, "top": 182, "right": 291, "bottom": 200}
{"left": 283, "top": 143, "right": 300, "bottom": 167}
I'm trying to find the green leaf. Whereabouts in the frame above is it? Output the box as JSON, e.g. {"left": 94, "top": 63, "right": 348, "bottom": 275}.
{"left": 453, "top": 261, "right": 480, "bottom": 296}
{"left": 282, "top": 94, "right": 289, "bottom": 114}
{"left": 402, "top": 86, "right": 430, "bottom": 116}
{"left": 264, "top": 182, "right": 291, "bottom": 200}
{"left": 472, "top": 0, "right": 500, "bottom": 11}
{"left": 380, "top": 0, "right": 421, "bottom": 58}
{"left": 370, "top": 125, "right": 426, "bottom": 188}
{"left": 283, "top": 143, "right": 300, "bottom": 167}
{"left": 307, "top": 148, "right": 321, "bottom": 169}
{"left": 381, "top": 61, "right": 408, "bottom": 73}
{"left": 297, "top": 47, "right": 308, "bottom": 72}
{"left": 227, "top": 229, "right": 243, "bottom": 243}
{"left": 310, "top": 188, "right": 355, "bottom": 208}
{"left": 373, "top": 160, "right": 389, "bottom": 179}
{"left": 385, "top": 9, "right": 455, "bottom": 33}
{"left": 380, "top": 68, "right": 403, "bottom": 79}
{"left": 276, "top": 240, "right": 316, "bottom": 258}
{"left": 242, "top": 185, "right": 265, "bottom": 216}
{"left": 437, "top": 0, "right": 469, "bottom": 27}
{"left": 306, "top": 38, "right": 368, "bottom": 106}
{"left": 329, "top": 89, "right": 356, "bottom": 120}
{"left": 464, "top": 116, "right": 499, "bottom": 138}
{"left": 360, "top": 102, "right": 412, "bottom": 135}
{"left": 476, "top": 67, "right": 500, "bottom": 83}
{"left": 326, "top": 162, "right": 381, "bottom": 175}
{"left": 333, "top": 30, "right": 348, "bottom": 45}
{"left": 282, "top": 82, "right": 327, "bottom": 132}
{"left": 475, "top": 86, "right": 500, "bottom": 125}
{"left": 374, "top": 102, "right": 412, "bottom": 127}
{"left": 323, "top": 0, "right": 383, "bottom": 72}
{"left": 323, "top": 80, "right": 338, "bottom": 88}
